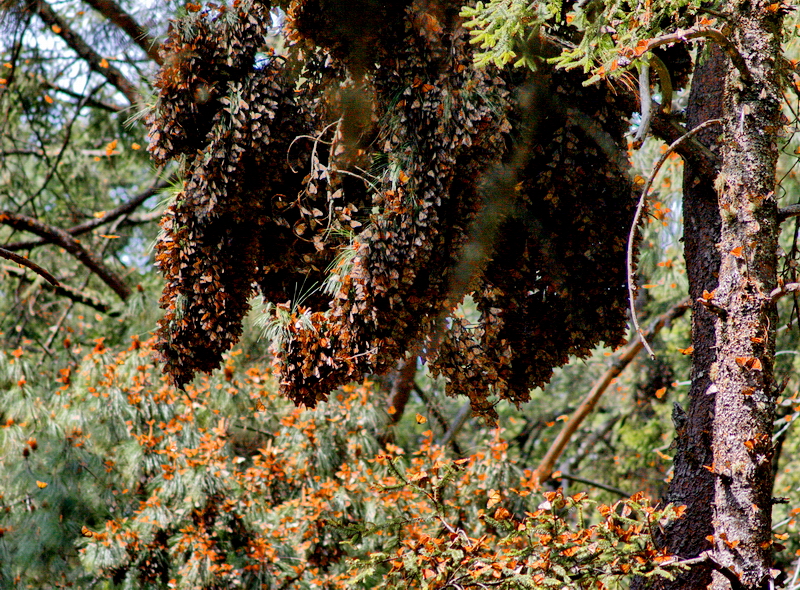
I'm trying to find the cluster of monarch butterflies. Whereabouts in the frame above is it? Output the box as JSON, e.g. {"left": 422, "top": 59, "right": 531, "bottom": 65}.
{"left": 150, "top": 0, "right": 637, "bottom": 420}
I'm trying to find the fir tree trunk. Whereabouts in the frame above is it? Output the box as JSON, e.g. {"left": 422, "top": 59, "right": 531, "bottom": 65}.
{"left": 648, "top": 4, "right": 784, "bottom": 588}
{"left": 649, "top": 42, "right": 727, "bottom": 590}
{"left": 706, "top": 2, "right": 783, "bottom": 587}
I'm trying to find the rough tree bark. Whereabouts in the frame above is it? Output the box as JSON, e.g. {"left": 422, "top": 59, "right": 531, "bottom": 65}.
{"left": 706, "top": 2, "right": 783, "bottom": 587}
{"left": 654, "top": 2, "right": 784, "bottom": 589}
{"left": 649, "top": 43, "right": 726, "bottom": 590}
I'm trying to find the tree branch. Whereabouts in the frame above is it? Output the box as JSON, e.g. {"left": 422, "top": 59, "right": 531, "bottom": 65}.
{"left": 30, "top": 0, "right": 141, "bottom": 105}
{"left": 778, "top": 203, "right": 800, "bottom": 222}
{"left": 0, "top": 248, "right": 59, "bottom": 285}
{"left": 644, "top": 28, "right": 752, "bottom": 86}
{"left": 44, "top": 81, "right": 124, "bottom": 112}
{"left": 3, "top": 178, "right": 171, "bottom": 251}
{"left": 628, "top": 119, "right": 721, "bottom": 359}
{"left": 0, "top": 211, "right": 131, "bottom": 300}
{"left": 387, "top": 354, "right": 419, "bottom": 423}
{"left": 2, "top": 265, "right": 115, "bottom": 314}
{"left": 438, "top": 402, "right": 471, "bottom": 449}
{"left": 552, "top": 473, "right": 629, "bottom": 498}
{"left": 81, "top": 0, "right": 162, "bottom": 65}
{"left": 664, "top": 552, "right": 747, "bottom": 590}
{"left": 769, "top": 282, "right": 800, "bottom": 303}
{"left": 533, "top": 299, "right": 690, "bottom": 483}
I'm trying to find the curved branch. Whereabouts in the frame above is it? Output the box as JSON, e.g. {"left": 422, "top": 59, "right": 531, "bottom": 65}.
{"left": 44, "top": 81, "right": 124, "bottom": 112}
{"left": 0, "top": 248, "right": 59, "bottom": 285}
{"left": 81, "top": 0, "right": 162, "bottom": 65}
{"left": 769, "top": 282, "right": 800, "bottom": 303}
{"left": 3, "top": 177, "right": 172, "bottom": 251}
{"left": 645, "top": 28, "right": 752, "bottom": 85}
{"left": 30, "top": 0, "right": 141, "bottom": 105}
{"left": 0, "top": 211, "right": 131, "bottom": 300}
{"left": 627, "top": 119, "right": 721, "bottom": 359}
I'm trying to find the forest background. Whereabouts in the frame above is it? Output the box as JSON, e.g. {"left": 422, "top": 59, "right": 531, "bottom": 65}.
{"left": 2, "top": 0, "right": 800, "bottom": 588}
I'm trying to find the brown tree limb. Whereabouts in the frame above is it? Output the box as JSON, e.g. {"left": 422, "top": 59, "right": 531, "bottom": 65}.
{"left": 3, "top": 178, "right": 171, "bottom": 251}
{"left": 30, "top": 0, "right": 141, "bottom": 105}
{"left": 81, "top": 0, "right": 162, "bottom": 65}
{"left": 663, "top": 552, "right": 747, "bottom": 590}
{"left": 438, "top": 402, "right": 472, "bottom": 449}
{"left": 533, "top": 299, "right": 690, "bottom": 483}
{"left": 778, "top": 203, "right": 800, "bottom": 222}
{"left": 2, "top": 265, "right": 114, "bottom": 313}
{"left": 0, "top": 211, "right": 131, "bottom": 300}
{"left": 644, "top": 28, "right": 752, "bottom": 86}
{"left": 769, "top": 282, "right": 800, "bottom": 303}
{"left": 0, "top": 248, "right": 59, "bottom": 285}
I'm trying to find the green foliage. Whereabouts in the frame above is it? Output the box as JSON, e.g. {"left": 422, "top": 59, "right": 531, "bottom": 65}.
{"left": 462, "top": 0, "right": 705, "bottom": 81}
{"left": 461, "top": 0, "right": 561, "bottom": 69}
{"left": 0, "top": 334, "right": 691, "bottom": 589}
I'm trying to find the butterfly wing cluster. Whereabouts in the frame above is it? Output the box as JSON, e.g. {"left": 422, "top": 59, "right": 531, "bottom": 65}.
{"left": 150, "top": 0, "right": 637, "bottom": 420}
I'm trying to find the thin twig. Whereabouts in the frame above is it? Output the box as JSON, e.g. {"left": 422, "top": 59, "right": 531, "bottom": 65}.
{"left": 43, "top": 81, "right": 123, "bottom": 112}
{"left": 553, "top": 473, "right": 629, "bottom": 498}
{"left": 287, "top": 120, "right": 339, "bottom": 173}
{"left": 627, "top": 119, "right": 721, "bottom": 359}
{"left": 0, "top": 248, "right": 59, "bottom": 285}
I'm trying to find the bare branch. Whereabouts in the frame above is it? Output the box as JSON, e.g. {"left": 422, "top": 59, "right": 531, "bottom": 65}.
{"left": 44, "top": 81, "right": 124, "bottom": 112}
{"left": 628, "top": 119, "right": 721, "bottom": 359}
{"left": 387, "top": 354, "right": 419, "bottom": 423}
{"left": 2, "top": 265, "right": 115, "bottom": 314}
{"left": 30, "top": 0, "right": 141, "bottom": 105}
{"left": 3, "top": 178, "right": 171, "bottom": 251}
{"left": 81, "top": 0, "right": 162, "bottom": 65}
{"left": 0, "top": 211, "right": 131, "bottom": 300}
{"left": 649, "top": 115, "right": 720, "bottom": 176}
{"left": 438, "top": 403, "right": 472, "bottom": 449}
{"left": 553, "top": 473, "right": 629, "bottom": 498}
{"left": 534, "top": 299, "right": 690, "bottom": 483}
{"left": 645, "top": 28, "right": 752, "bottom": 86}
{"left": 769, "top": 282, "right": 800, "bottom": 303}
{"left": 663, "top": 552, "right": 747, "bottom": 590}
{"left": 0, "top": 247, "right": 59, "bottom": 285}
{"left": 778, "top": 203, "right": 800, "bottom": 222}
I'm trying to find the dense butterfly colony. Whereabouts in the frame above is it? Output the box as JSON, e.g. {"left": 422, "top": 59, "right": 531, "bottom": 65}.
{"left": 149, "top": 0, "right": 637, "bottom": 420}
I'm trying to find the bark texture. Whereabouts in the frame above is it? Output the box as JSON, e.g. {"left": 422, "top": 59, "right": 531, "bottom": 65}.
{"left": 707, "top": 2, "right": 783, "bottom": 587}
{"left": 646, "top": 42, "right": 727, "bottom": 590}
